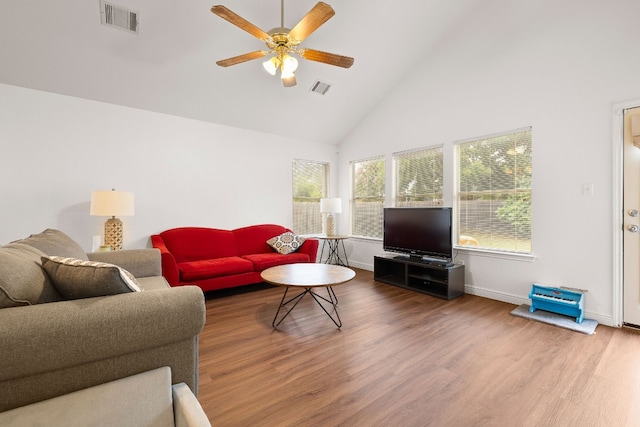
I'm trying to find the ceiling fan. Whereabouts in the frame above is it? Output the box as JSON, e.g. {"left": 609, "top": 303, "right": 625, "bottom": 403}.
{"left": 210, "top": 1, "right": 354, "bottom": 87}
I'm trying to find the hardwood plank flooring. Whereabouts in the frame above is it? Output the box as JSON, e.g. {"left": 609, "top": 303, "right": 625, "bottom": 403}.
{"left": 197, "top": 268, "right": 640, "bottom": 426}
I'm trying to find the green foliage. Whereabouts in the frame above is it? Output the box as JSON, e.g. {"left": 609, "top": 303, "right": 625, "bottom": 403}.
{"left": 292, "top": 160, "right": 326, "bottom": 201}
{"left": 459, "top": 131, "right": 532, "bottom": 194}
{"left": 294, "top": 181, "right": 322, "bottom": 199}
{"left": 495, "top": 193, "right": 532, "bottom": 236}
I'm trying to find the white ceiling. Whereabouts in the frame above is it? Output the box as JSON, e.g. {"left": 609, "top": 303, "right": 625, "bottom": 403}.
{"left": 0, "top": 0, "right": 479, "bottom": 145}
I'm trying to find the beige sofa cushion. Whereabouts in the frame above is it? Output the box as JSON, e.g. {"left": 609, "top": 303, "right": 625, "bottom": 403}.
{"left": 87, "top": 249, "right": 163, "bottom": 278}
{"left": 41, "top": 256, "right": 142, "bottom": 300}
{"left": 0, "top": 243, "right": 60, "bottom": 309}
{"left": 0, "top": 367, "right": 177, "bottom": 427}
{"left": 136, "top": 275, "right": 170, "bottom": 291}
{"left": 13, "top": 229, "right": 88, "bottom": 260}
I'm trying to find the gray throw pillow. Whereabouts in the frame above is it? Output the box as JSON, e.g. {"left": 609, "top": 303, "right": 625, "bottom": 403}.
{"left": 41, "top": 256, "right": 141, "bottom": 300}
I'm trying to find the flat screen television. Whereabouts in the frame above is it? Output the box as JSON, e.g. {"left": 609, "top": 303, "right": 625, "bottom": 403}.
{"left": 383, "top": 207, "right": 453, "bottom": 262}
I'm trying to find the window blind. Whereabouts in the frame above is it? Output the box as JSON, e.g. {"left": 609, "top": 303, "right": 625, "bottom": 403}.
{"left": 292, "top": 159, "right": 328, "bottom": 235}
{"left": 456, "top": 128, "right": 532, "bottom": 252}
{"left": 393, "top": 146, "right": 443, "bottom": 207}
{"left": 351, "top": 156, "right": 385, "bottom": 238}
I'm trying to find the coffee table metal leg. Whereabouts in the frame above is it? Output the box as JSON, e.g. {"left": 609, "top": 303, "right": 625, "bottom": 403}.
{"left": 272, "top": 286, "right": 342, "bottom": 328}
{"left": 272, "top": 287, "right": 309, "bottom": 328}
{"left": 329, "top": 286, "right": 338, "bottom": 305}
{"left": 308, "top": 286, "right": 342, "bottom": 328}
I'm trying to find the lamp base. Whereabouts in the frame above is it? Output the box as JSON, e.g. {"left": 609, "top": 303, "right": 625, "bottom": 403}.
{"left": 326, "top": 213, "right": 336, "bottom": 237}
{"left": 104, "top": 217, "right": 123, "bottom": 251}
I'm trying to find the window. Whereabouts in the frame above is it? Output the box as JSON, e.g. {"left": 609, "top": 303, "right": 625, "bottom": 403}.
{"left": 351, "top": 156, "right": 385, "bottom": 238}
{"left": 393, "top": 146, "right": 443, "bottom": 207}
{"left": 456, "top": 127, "right": 532, "bottom": 252}
{"left": 292, "top": 159, "right": 328, "bottom": 234}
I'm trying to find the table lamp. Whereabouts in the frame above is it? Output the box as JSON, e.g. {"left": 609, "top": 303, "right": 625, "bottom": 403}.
{"left": 320, "top": 198, "right": 342, "bottom": 236}
{"left": 90, "top": 189, "right": 135, "bottom": 251}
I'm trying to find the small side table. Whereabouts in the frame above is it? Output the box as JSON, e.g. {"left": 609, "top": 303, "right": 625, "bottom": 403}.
{"left": 315, "top": 235, "right": 349, "bottom": 266}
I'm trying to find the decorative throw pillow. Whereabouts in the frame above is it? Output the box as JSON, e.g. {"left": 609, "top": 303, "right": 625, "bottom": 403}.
{"left": 266, "top": 232, "right": 305, "bottom": 255}
{"left": 41, "top": 256, "right": 141, "bottom": 300}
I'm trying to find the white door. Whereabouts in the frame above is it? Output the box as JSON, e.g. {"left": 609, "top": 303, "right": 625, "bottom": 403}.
{"left": 623, "top": 107, "right": 640, "bottom": 326}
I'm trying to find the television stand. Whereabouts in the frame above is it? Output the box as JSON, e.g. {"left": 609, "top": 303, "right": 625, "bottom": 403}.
{"left": 374, "top": 255, "right": 465, "bottom": 300}
{"left": 394, "top": 254, "right": 454, "bottom": 267}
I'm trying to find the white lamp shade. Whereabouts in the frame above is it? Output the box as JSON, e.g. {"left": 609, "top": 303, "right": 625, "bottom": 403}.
{"left": 90, "top": 190, "right": 135, "bottom": 217}
{"left": 320, "top": 198, "right": 342, "bottom": 214}
{"left": 263, "top": 56, "right": 279, "bottom": 76}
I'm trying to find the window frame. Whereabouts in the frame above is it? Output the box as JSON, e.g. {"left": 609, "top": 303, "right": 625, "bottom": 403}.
{"left": 350, "top": 156, "right": 386, "bottom": 239}
{"left": 454, "top": 127, "right": 533, "bottom": 255}
{"left": 292, "top": 159, "right": 329, "bottom": 235}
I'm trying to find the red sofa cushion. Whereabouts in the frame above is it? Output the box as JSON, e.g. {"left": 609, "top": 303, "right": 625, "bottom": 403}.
{"left": 242, "top": 252, "right": 311, "bottom": 271}
{"left": 233, "top": 224, "right": 290, "bottom": 256}
{"left": 191, "top": 272, "right": 264, "bottom": 292}
{"left": 159, "top": 227, "right": 238, "bottom": 263}
{"left": 178, "top": 257, "right": 253, "bottom": 281}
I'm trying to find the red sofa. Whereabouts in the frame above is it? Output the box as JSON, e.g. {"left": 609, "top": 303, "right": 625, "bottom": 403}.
{"left": 150, "top": 224, "right": 318, "bottom": 292}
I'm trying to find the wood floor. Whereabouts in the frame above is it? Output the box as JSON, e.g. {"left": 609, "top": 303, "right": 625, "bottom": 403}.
{"left": 197, "top": 268, "right": 640, "bottom": 426}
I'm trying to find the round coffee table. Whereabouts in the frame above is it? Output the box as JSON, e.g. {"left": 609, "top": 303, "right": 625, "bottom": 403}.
{"left": 261, "top": 263, "right": 356, "bottom": 328}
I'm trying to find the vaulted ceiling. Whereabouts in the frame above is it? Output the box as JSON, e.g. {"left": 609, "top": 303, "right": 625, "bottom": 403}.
{"left": 0, "top": 0, "right": 479, "bottom": 145}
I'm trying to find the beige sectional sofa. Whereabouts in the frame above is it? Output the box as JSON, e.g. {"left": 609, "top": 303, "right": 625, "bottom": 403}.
{"left": 0, "top": 229, "right": 207, "bottom": 414}
{"left": 0, "top": 367, "right": 210, "bottom": 427}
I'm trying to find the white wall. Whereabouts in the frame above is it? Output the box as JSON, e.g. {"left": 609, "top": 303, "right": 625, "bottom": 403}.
{"left": 336, "top": 0, "right": 640, "bottom": 326}
{"left": 0, "top": 83, "right": 337, "bottom": 251}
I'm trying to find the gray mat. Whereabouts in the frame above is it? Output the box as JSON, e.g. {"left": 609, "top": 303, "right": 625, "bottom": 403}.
{"left": 510, "top": 304, "right": 598, "bottom": 335}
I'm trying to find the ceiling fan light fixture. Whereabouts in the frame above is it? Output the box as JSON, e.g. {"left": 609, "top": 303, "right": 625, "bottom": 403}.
{"left": 263, "top": 56, "right": 281, "bottom": 75}
{"left": 281, "top": 70, "right": 295, "bottom": 80}
{"left": 282, "top": 54, "right": 298, "bottom": 74}
{"left": 282, "top": 75, "right": 297, "bottom": 87}
{"left": 211, "top": 2, "right": 353, "bottom": 88}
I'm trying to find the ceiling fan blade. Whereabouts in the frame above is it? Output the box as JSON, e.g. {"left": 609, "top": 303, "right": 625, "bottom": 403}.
{"left": 282, "top": 75, "right": 297, "bottom": 87}
{"left": 216, "top": 51, "right": 268, "bottom": 67}
{"left": 299, "top": 49, "right": 354, "bottom": 68}
{"left": 288, "top": 2, "right": 335, "bottom": 43}
{"left": 211, "top": 5, "right": 270, "bottom": 40}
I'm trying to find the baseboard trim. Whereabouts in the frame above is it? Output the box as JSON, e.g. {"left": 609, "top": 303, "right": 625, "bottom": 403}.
{"left": 348, "top": 261, "right": 373, "bottom": 271}
{"left": 465, "top": 284, "right": 615, "bottom": 327}
{"left": 349, "top": 265, "right": 617, "bottom": 327}
{"left": 464, "top": 284, "right": 528, "bottom": 306}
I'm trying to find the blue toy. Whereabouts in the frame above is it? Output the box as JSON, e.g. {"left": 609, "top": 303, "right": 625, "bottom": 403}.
{"left": 529, "top": 284, "right": 585, "bottom": 324}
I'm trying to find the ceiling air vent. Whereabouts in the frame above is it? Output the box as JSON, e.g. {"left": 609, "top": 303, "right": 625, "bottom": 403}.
{"left": 100, "top": 0, "right": 139, "bottom": 34}
{"left": 310, "top": 80, "right": 331, "bottom": 95}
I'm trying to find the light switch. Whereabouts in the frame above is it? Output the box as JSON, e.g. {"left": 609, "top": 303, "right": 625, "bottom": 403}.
{"left": 582, "top": 183, "right": 594, "bottom": 196}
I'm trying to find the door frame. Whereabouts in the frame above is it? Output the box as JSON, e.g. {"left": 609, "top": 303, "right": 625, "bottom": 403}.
{"left": 612, "top": 99, "right": 640, "bottom": 327}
